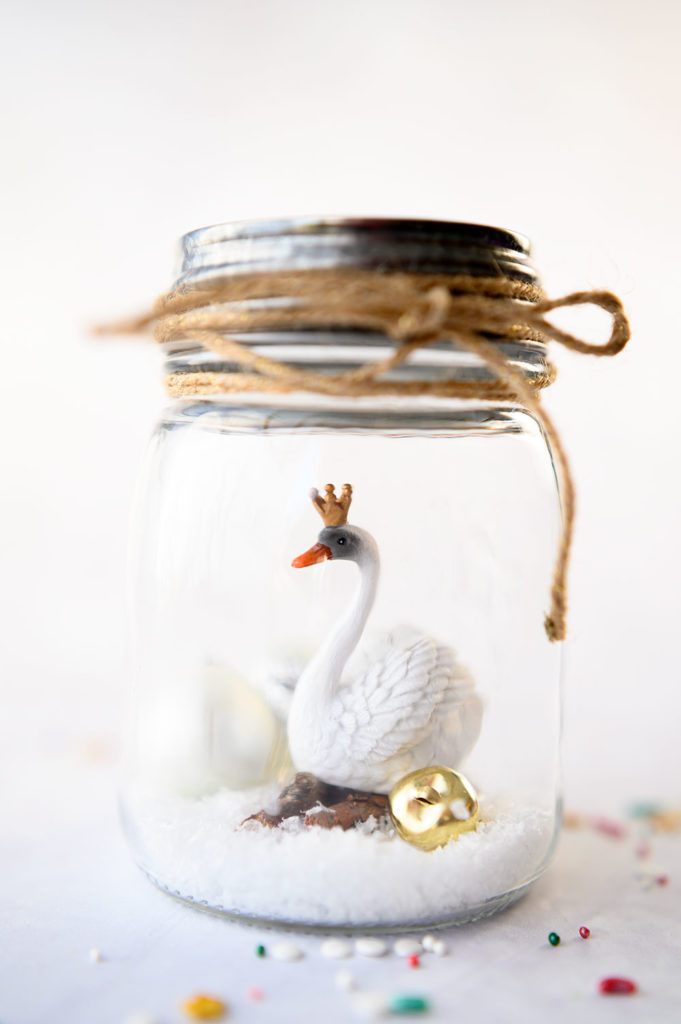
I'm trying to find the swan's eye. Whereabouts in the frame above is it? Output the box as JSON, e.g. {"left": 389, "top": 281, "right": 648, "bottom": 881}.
{"left": 337, "top": 537, "right": 346, "bottom": 545}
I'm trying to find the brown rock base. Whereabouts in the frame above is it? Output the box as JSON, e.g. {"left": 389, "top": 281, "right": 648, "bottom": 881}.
{"left": 241, "top": 772, "right": 389, "bottom": 831}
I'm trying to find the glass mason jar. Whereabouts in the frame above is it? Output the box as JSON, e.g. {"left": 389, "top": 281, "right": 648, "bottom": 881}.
{"left": 121, "top": 218, "right": 563, "bottom": 930}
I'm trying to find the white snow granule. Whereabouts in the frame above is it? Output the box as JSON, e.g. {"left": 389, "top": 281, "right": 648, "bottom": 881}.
{"left": 123, "top": 783, "right": 553, "bottom": 927}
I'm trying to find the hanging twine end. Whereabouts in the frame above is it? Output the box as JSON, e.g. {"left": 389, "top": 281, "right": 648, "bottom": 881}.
{"left": 544, "top": 614, "right": 566, "bottom": 643}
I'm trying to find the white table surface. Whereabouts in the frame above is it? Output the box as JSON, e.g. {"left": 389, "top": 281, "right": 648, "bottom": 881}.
{"left": 2, "top": 725, "right": 680, "bottom": 1024}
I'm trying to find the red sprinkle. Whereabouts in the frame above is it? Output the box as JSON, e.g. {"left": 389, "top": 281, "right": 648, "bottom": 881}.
{"left": 579, "top": 926, "right": 590, "bottom": 939}
{"left": 246, "top": 987, "right": 264, "bottom": 1001}
{"left": 599, "top": 977, "right": 637, "bottom": 995}
{"left": 407, "top": 954, "right": 420, "bottom": 968}
{"left": 656, "top": 875, "right": 669, "bottom": 886}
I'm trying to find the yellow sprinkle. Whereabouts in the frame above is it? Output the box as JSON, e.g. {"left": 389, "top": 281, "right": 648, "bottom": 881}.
{"left": 651, "top": 810, "right": 681, "bottom": 833}
{"left": 180, "top": 994, "right": 227, "bottom": 1020}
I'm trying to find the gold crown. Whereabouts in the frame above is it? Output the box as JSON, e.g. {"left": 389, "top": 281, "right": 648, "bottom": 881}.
{"left": 310, "top": 483, "right": 353, "bottom": 526}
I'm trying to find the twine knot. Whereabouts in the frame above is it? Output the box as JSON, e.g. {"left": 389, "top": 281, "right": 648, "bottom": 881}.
{"left": 395, "top": 285, "right": 452, "bottom": 341}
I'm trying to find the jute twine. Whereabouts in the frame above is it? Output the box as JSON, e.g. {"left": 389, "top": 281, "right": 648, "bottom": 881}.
{"left": 99, "top": 268, "right": 630, "bottom": 642}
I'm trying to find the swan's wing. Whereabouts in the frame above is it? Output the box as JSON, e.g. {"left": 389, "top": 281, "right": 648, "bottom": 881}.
{"left": 257, "top": 656, "right": 304, "bottom": 719}
{"left": 335, "top": 627, "right": 473, "bottom": 766}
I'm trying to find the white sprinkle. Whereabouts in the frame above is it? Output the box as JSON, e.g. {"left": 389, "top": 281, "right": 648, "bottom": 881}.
{"left": 432, "top": 938, "right": 448, "bottom": 956}
{"left": 322, "top": 937, "right": 353, "bottom": 959}
{"left": 422, "top": 934, "right": 436, "bottom": 951}
{"left": 393, "top": 937, "right": 422, "bottom": 957}
{"left": 352, "top": 991, "right": 389, "bottom": 1018}
{"left": 271, "top": 941, "right": 304, "bottom": 962}
{"left": 334, "top": 968, "right": 357, "bottom": 992}
{"left": 89, "top": 948, "right": 104, "bottom": 964}
{"left": 355, "top": 937, "right": 388, "bottom": 958}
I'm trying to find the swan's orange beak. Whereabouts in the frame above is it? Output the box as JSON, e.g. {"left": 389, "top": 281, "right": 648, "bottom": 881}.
{"left": 291, "top": 542, "right": 332, "bottom": 568}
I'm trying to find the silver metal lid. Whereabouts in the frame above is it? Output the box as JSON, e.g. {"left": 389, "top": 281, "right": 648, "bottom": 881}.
{"left": 175, "top": 216, "right": 538, "bottom": 288}
{"left": 166, "top": 217, "right": 547, "bottom": 390}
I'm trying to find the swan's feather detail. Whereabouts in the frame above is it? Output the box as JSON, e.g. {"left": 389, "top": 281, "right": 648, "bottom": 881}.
{"left": 300, "top": 626, "right": 482, "bottom": 793}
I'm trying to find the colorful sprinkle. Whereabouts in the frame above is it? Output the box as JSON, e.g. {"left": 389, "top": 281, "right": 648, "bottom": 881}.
{"left": 421, "top": 935, "right": 436, "bottom": 951}
{"left": 394, "top": 938, "right": 422, "bottom": 957}
{"left": 246, "top": 987, "right": 264, "bottom": 1002}
{"left": 389, "top": 993, "right": 430, "bottom": 1014}
{"left": 431, "top": 939, "right": 447, "bottom": 956}
{"left": 598, "top": 977, "right": 637, "bottom": 995}
{"left": 591, "top": 816, "right": 628, "bottom": 839}
{"left": 407, "top": 955, "right": 420, "bottom": 968}
{"left": 548, "top": 932, "right": 560, "bottom": 946}
{"left": 271, "top": 941, "right": 303, "bottom": 962}
{"left": 180, "top": 994, "right": 227, "bottom": 1020}
{"left": 656, "top": 874, "right": 669, "bottom": 886}
{"left": 255, "top": 944, "right": 266, "bottom": 957}
{"left": 627, "top": 801, "right": 662, "bottom": 819}
{"left": 579, "top": 926, "right": 590, "bottom": 939}
{"left": 635, "top": 842, "right": 652, "bottom": 859}
{"left": 651, "top": 809, "right": 681, "bottom": 832}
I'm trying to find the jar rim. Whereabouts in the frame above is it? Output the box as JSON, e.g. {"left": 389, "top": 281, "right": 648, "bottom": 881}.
{"left": 181, "top": 216, "right": 530, "bottom": 252}
{"left": 175, "top": 216, "right": 537, "bottom": 290}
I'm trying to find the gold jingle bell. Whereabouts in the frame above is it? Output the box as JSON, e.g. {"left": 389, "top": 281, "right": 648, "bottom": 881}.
{"left": 389, "top": 766, "right": 479, "bottom": 851}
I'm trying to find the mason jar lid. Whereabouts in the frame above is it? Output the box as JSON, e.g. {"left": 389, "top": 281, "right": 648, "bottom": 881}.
{"left": 165, "top": 217, "right": 547, "bottom": 389}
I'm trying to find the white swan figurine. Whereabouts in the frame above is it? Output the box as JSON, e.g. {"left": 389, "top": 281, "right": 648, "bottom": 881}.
{"left": 287, "top": 484, "right": 483, "bottom": 795}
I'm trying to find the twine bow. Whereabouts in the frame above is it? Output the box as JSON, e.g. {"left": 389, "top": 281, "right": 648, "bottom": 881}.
{"left": 99, "top": 268, "right": 630, "bottom": 642}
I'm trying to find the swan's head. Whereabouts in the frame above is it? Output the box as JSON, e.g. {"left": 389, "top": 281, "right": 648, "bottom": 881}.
{"left": 291, "top": 525, "right": 376, "bottom": 568}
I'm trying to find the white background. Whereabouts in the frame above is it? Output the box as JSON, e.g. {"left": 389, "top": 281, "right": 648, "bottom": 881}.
{"left": 2, "top": 2, "right": 680, "bottom": 1022}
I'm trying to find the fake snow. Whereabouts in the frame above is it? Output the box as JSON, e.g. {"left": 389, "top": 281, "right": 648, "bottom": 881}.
{"left": 123, "top": 784, "right": 554, "bottom": 927}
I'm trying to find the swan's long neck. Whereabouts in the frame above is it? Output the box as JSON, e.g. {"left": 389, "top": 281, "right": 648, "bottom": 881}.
{"left": 297, "top": 536, "right": 379, "bottom": 704}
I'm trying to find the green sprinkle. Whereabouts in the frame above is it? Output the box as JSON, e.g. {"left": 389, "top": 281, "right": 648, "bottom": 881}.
{"left": 389, "top": 994, "right": 430, "bottom": 1014}
{"left": 627, "top": 801, "right": 661, "bottom": 819}
{"left": 548, "top": 932, "right": 560, "bottom": 946}
{"left": 255, "top": 944, "right": 266, "bottom": 957}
